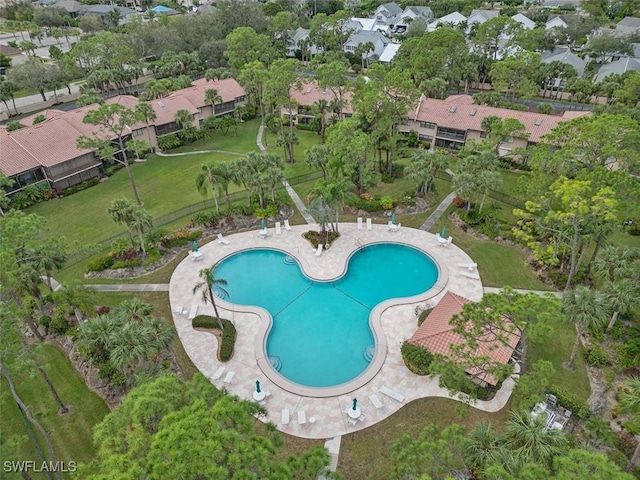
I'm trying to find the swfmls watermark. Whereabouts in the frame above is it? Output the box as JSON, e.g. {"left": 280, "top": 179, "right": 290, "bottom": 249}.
{"left": 4, "top": 461, "right": 77, "bottom": 473}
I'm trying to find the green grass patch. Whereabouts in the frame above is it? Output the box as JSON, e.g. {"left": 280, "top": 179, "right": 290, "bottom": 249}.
{"left": 168, "top": 119, "right": 262, "bottom": 154}
{"left": 430, "top": 213, "right": 552, "bottom": 290}
{"left": 337, "top": 397, "right": 511, "bottom": 480}
{"left": 1, "top": 344, "right": 109, "bottom": 471}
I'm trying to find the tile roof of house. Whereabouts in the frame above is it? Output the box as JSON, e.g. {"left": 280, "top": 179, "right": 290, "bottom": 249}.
{"left": 148, "top": 94, "right": 199, "bottom": 125}
{"left": 0, "top": 130, "right": 41, "bottom": 177}
{"left": 380, "top": 2, "right": 402, "bottom": 16}
{"left": 469, "top": 9, "right": 500, "bottom": 21}
{"left": 288, "top": 81, "right": 353, "bottom": 113}
{"left": 0, "top": 44, "right": 22, "bottom": 56}
{"left": 428, "top": 11, "right": 467, "bottom": 29}
{"left": 408, "top": 291, "right": 520, "bottom": 385}
{"left": 542, "top": 47, "right": 587, "bottom": 74}
{"left": 347, "top": 30, "right": 390, "bottom": 45}
{"left": 188, "top": 77, "right": 246, "bottom": 104}
{"left": 409, "top": 94, "right": 590, "bottom": 143}
{"left": 379, "top": 43, "right": 401, "bottom": 62}
{"left": 617, "top": 16, "right": 640, "bottom": 29}
{"left": 404, "top": 6, "right": 433, "bottom": 17}
{"left": 511, "top": 13, "right": 536, "bottom": 29}
{"left": 595, "top": 57, "right": 640, "bottom": 82}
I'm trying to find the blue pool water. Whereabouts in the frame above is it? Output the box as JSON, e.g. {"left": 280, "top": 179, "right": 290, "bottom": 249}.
{"left": 214, "top": 244, "right": 438, "bottom": 388}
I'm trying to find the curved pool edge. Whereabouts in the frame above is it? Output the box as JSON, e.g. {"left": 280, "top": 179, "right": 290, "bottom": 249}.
{"left": 215, "top": 241, "right": 449, "bottom": 398}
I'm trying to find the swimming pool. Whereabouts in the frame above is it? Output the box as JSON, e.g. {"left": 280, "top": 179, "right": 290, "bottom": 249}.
{"left": 214, "top": 243, "right": 439, "bottom": 389}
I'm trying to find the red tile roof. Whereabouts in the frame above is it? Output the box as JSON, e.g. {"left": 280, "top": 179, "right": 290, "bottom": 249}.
{"left": 184, "top": 77, "right": 246, "bottom": 106}
{"left": 289, "top": 81, "right": 353, "bottom": 113}
{"left": 408, "top": 291, "right": 520, "bottom": 385}
{"left": 410, "top": 95, "right": 591, "bottom": 143}
{"left": 0, "top": 130, "right": 41, "bottom": 177}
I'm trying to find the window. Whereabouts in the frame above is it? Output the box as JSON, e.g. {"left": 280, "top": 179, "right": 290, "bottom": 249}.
{"left": 132, "top": 128, "right": 143, "bottom": 137}
{"left": 400, "top": 117, "right": 410, "bottom": 126}
{"left": 418, "top": 134, "right": 433, "bottom": 142}
{"left": 345, "top": 45, "right": 354, "bottom": 51}
{"left": 420, "top": 121, "right": 436, "bottom": 129}
{"left": 480, "top": 132, "right": 488, "bottom": 138}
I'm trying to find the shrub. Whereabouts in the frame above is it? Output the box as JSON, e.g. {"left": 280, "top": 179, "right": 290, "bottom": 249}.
{"left": 452, "top": 196, "right": 468, "bottom": 209}
{"left": 157, "top": 134, "right": 181, "bottom": 151}
{"left": 50, "top": 308, "right": 70, "bottom": 335}
{"left": 145, "top": 227, "right": 168, "bottom": 246}
{"left": 401, "top": 341, "right": 434, "bottom": 375}
{"left": 61, "top": 177, "right": 100, "bottom": 197}
{"left": 39, "top": 315, "right": 52, "bottom": 331}
{"left": 296, "top": 123, "right": 316, "bottom": 132}
{"left": 161, "top": 227, "right": 202, "bottom": 248}
{"left": 109, "top": 238, "right": 131, "bottom": 256}
{"left": 192, "top": 211, "right": 220, "bottom": 227}
{"left": 352, "top": 197, "right": 382, "bottom": 213}
{"left": 547, "top": 386, "right": 588, "bottom": 418}
{"left": 585, "top": 345, "right": 609, "bottom": 367}
{"left": 86, "top": 254, "right": 116, "bottom": 272}
{"left": 192, "top": 315, "right": 236, "bottom": 362}
{"left": 380, "top": 196, "right": 394, "bottom": 210}
{"left": 111, "top": 258, "right": 143, "bottom": 269}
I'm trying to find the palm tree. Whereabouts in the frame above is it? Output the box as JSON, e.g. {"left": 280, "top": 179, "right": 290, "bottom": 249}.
{"left": 312, "top": 98, "right": 330, "bottom": 143}
{"left": 32, "top": 244, "right": 66, "bottom": 291}
{"left": 135, "top": 101, "right": 157, "bottom": 146}
{"left": 503, "top": 410, "right": 567, "bottom": 468}
{"left": 108, "top": 199, "right": 137, "bottom": 249}
{"left": 453, "top": 171, "right": 477, "bottom": 212}
{"left": 204, "top": 88, "right": 222, "bottom": 117}
{"left": 192, "top": 264, "right": 228, "bottom": 331}
{"left": 129, "top": 208, "right": 153, "bottom": 258}
{"left": 306, "top": 197, "right": 333, "bottom": 244}
{"left": 195, "top": 162, "right": 227, "bottom": 215}
{"left": 618, "top": 376, "right": 640, "bottom": 471}
{"left": 310, "top": 178, "right": 355, "bottom": 233}
{"left": 465, "top": 421, "right": 503, "bottom": 471}
{"left": 119, "top": 297, "right": 154, "bottom": 323}
{"left": 562, "top": 286, "right": 607, "bottom": 369}
{"left": 174, "top": 109, "right": 195, "bottom": 131}
{"left": 53, "top": 282, "right": 95, "bottom": 324}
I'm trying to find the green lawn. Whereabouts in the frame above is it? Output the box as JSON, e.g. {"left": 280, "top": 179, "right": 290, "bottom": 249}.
{"left": 168, "top": 119, "right": 262, "bottom": 154}
{"left": 338, "top": 397, "right": 512, "bottom": 480}
{"left": 1, "top": 344, "right": 109, "bottom": 473}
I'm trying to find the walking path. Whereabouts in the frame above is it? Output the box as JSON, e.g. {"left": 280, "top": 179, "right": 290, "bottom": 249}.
{"left": 419, "top": 169, "right": 456, "bottom": 232}
{"left": 483, "top": 287, "right": 561, "bottom": 298}
{"left": 256, "top": 122, "right": 316, "bottom": 225}
{"left": 86, "top": 283, "right": 170, "bottom": 292}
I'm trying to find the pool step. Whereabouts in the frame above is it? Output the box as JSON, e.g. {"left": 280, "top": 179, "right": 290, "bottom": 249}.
{"left": 269, "top": 356, "right": 282, "bottom": 372}
{"left": 283, "top": 255, "right": 296, "bottom": 265}
{"left": 363, "top": 346, "right": 375, "bottom": 362}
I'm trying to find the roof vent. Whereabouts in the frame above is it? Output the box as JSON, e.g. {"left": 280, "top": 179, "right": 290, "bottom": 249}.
{"left": 469, "top": 109, "right": 477, "bottom": 116}
{"left": 449, "top": 106, "right": 457, "bottom": 113}
{"left": 158, "top": 101, "right": 165, "bottom": 108}
{"left": 535, "top": 118, "right": 543, "bottom": 126}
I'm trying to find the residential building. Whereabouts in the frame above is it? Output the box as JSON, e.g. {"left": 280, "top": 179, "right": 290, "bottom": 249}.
{"left": 343, "top": 30, "right": 390, "bottom": 60}
{"left": 378, "top": 43, "right": 401, "bottom": 63}
{"left": 594, "top": 57, "right": 640, "bottom": 82}
{"left": 427, "top": 11, "right": 467, "bottom": 32}
{"left": 467, "top": 9, "right": 500, "bottom": 29}
{"left": 373, "top": 2, "right": 403, "bottom": 26}
{"left": 407, "top": 291, "right": 521, "bottom": 387}
{"left": 280, "top": 81, "right": 352, "bottom": 125}
{"left": 399, "top": 94, "right": 590, "bottom": 153}
{"left": 79, "top": 5, "right": 137, "bottom": 24}
{"left": 0, "top": 78, "right": 246, "bottom": 195}
{"left": 542, "top": 46, "right": 587, "bottom": 86}
{"left": 511, "top": 13, "right": 536, "bottom": 30}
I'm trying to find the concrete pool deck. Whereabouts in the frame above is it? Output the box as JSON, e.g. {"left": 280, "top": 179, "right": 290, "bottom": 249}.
{"left": 169, "top": 222, "right": 517, "bottom": 439}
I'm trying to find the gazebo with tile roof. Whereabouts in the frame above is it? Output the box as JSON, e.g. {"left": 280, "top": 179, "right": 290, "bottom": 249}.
{"left": 408, "top": 291, "right": 521, "bottom": 386}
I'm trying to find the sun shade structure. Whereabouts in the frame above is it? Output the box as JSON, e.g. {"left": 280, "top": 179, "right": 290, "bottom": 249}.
{"left": 408, "top": 291, "right": 520, "bottom": 386}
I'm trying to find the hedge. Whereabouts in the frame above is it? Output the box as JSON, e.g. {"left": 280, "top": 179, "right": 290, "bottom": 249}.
{"left": 192, "top": 315, "right": 236, "bottom": 362}
{"left": 548, "top": 385, "right": 589, "bottom": 418}
{"left": 401, "top": 341, "right": 434, "bottom": 375}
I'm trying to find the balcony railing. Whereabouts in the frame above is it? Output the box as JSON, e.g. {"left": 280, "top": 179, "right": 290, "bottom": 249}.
{"left": 436, "top": 129, "right": 466, "bottom": 142}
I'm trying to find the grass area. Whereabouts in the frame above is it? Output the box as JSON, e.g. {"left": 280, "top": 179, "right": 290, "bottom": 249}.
{"left": 338, "top": 397, "right": 511, "bottom": 480}
{"left": 527, "top": 317, "right": 591, "bottom": 401}
{"left": 430, "top": 211, "right": 552, "bottom": 290}
{"left": 1, "top": 344, "right": 109, "bottom": 473}
{"left": 168, "top": 119, "right": 262, "bottom": 154}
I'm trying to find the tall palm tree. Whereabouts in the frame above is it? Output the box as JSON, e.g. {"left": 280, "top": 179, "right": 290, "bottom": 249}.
{"left": 310, "top": 178, "right": 355, "bottom": 233}
{"left": 618, "top": 376, "right": 640, "bottom": 471}
{"left": 306, "top": 197, "right": 333, "bottom": 244}
{"left": 135, "top": 101, "right": 157, "bottom": 146}
{"left": 192, "top": 264, "right": 228, "bottom": 331}
{"left": 32, "top": 244, "right": 66, "bottom": 291}
{"left": 465, "top": 421, "right": 503, "bottom": 471}
{"left": 204, "top": 88, "right": 222, "bottom": 117}
{"left": 562, "top": 286, "right": 607, "bottom": 369}
{"left": 129, "top": 208, "right": 153, "bottom": 258}
{"left": 174, "top": 109, "right": 195, "bottom": 131}
{"left": 195, "top": 162, "right": 227, "bottom": 215}
{"left": 503, "top": 410, "right": 567, "bottom": 468}
{"left": 312, "top": 98, "right": 330, "bottom": 143}
{"left": 108, "top": 199, "right": 137, "bottom": 249}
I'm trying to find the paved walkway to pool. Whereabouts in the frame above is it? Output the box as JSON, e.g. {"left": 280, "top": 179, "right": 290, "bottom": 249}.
{"left": 169, "top": 222, "right": 520, "bottom": 439}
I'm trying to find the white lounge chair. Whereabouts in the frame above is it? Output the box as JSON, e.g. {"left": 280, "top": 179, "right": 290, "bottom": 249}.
{"left": 223, "top": 371, "right": 235, "bottom": 384}
{"left": 369, "top": 394, "right": 383, "bottom": 409}
{"left": 457, "top": 262, "right": 478, "bottom": 270}
{"left": 188, "top": 304, "right": 198, "bottom": 320}
{"left": 366, "top": 218, "right": 372, "bottom": 230}
{"left": 357, "top": 217, "right": 363, "bottom": 230}
{"left": 275, "top": 221, "right": 282, "bottom": 235}
{"left": 173, "top": 305, "right": 184, "bottom": 315}
{"left": 212, "top": 366, "right": 226, "bottom": 380}
{"left": 380, "top": 385, "right": 405, "bottom": 403}
{"left": 281, "top": 409, "right": 290, "bottom": 425}
{"left": 460, "top": 271, "right": 480, "bottom": 280}
{"left": 217, "top": 233, "right": 230, "bottom": 245}
{"left": 284, "top": 219, "right": 292, "bottom": 231}
{"left": 297, "top": 410, "right": 306, "bottom": 425}
{"left": 314, "top": 244, "right": 323, "bottom": 257}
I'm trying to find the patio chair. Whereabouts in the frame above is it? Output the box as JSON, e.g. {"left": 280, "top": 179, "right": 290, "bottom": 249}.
{"left": 457, "top": 262, "right": 478, "bottom": 270}
{"left": 217, "top": 233, "right": 230, "bottom": 245}
{"left": 188, "top": 304, "right": 198, "bottom": 320}
{"left": 380, "top": 385, "right": 405, "bottom": 403}
{"left": 357, "top": 217, "right": 363, "bottom": 230}
{"left": 314, "top": 244, "right": 323, "bottom": 257}
{"left": 366, "top": 218, "right": 372, "bottom": 230}
{"left": 211, "top": 366, "right": 226, "bottom": 380}
{"left": 284, "top": 219, "right": 292, "bottom": 231}
{"left": 223, "top": 371, "right": 235, "bottom": 384}
{"left": 369, "top": 394, "right": 383, "bottom": 409}
{"left": 259, "top": 228, "right": 269, "bottom": 239}
{"left": 460, "top": 271, "right": 480, "bottom": 280}
{"left": 275, "top": 221, "right": 282, "bottom": 235}
{"left": 297, "top": 410, "right": 307, "bottom": 425}
{"left": 173, "top": 305, "right": 184, "bottom": 315}
{"left": 281, "top": 409, "right": 290, "bottom": 426}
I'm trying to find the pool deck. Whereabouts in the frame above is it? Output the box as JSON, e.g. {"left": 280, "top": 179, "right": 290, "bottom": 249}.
{"left": 169, "top": 223, "right": 517, "bottom": 439}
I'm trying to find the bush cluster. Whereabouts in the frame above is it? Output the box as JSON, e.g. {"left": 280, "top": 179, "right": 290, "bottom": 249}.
{"left": 192, "top": 315, "right": 236, "bottom": 362}
{"left": 61, "top": 177, "right": 100, "bottom": 197}
{"left": 160, "top": 227, "right": 202, "bottom": 249}
{"left": 547, "top": 385, "right": 589, "bottom": 418}
{"left": 585, "top": 345, "right": 610, "bottom": 367}
{"left": 401, "top": 341, "right": 433, "bottom": 375}
{"left": 9, "top": 183, "right": 53, "bottom": 209}
{"left": 192, "top": 211, "right": 221, "bottom": 227}
{"left": 105, "top": 164, "right": 124, "bottom": 177}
